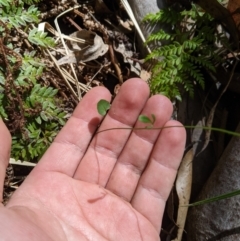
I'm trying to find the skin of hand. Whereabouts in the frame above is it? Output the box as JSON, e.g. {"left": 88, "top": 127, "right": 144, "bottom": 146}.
{"left": 0, "top": 78, "right": 186, "bottom": 241}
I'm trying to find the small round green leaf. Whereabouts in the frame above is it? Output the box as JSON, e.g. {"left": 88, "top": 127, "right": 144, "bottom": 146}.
{"left": 97, "top": 99, "right": 111, "bottom": 116}
{"left": 138, "top": 115, "right": 152, "bottom": 124}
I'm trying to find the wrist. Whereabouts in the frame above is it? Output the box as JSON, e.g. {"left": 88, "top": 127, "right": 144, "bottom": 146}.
{"left": 0, "top": 206, "right": 54, "bottom": 241}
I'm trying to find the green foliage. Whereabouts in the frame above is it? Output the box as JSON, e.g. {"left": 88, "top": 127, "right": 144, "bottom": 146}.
{"left": 138, "top": 114, "right": 156, "bottom": 127}
{"left": 26, "top": 84, "right": 65, "bottom": 125}
{"left": 0, "top": 1, "right": 39, "bottom": 28}
{"left": 0, "top": 52, "right": 67, "bottom": 161}
{"left": 97, "top": 99, "right": 111, "bottom": 116}
{"left": 28, "top": 29, "right": 56, "bottom": 47}
{"left": 0, "top": 0, "right": 67, "bottom": 162}
{"left": 97, "top": 99, "right": 156, "bottom": 127}
{"left": 144, "top": 3, "right": 230, "bottom": 100}
{"left": 12, "top": 122, "right": 59, "bottom": 161}
{"left": 17, "top": 52, "right": 44, "bottom": 85}
{"left": 0, "top": 0, "right": 40, "bottom": 6}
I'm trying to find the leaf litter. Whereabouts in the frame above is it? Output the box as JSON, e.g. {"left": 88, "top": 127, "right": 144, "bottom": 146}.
{"left": 3, "top": 0, "right": 152, "bottom": 204}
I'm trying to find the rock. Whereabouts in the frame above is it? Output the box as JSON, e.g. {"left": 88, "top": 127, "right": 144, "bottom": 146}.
{"left": 127, "top": 0, "right": 168, "bottom": 56}
{"left": 187, "top": 121, "right": 240, "bottom": 241}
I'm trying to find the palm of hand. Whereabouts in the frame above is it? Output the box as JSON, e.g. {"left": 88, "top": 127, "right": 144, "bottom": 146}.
{"left": 9, "top": 172, "right": 158, "bottom": 240}
{"left": 2, "top": 79, "right": 185, "bottom": 241}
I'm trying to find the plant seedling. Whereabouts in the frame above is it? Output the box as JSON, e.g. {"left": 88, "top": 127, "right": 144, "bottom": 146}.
{"left": 96, "top": 99, "right": 240, "bottom": 137}
{"left": 96, "top": 99, "right": 240, "bottom": 207}
{"left": 138, "top": 114, "right": 156, "bottom": 128}
{"left": 97, "top": 99, "right": 156, "bottom": 127}
{"left": 97, "top": 99, "right": 111, "bottom": 116}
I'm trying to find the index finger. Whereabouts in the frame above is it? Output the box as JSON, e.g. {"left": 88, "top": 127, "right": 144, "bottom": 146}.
{"left": 34, "top": 86, "right": 111, "bottom": 176}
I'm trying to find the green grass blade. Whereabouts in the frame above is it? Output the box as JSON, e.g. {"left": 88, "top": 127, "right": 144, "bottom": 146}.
{"left": 186, "top": 189, "right": 240, "bottom": 207}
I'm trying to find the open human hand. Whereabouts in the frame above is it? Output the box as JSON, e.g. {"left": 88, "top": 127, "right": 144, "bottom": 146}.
{"left": 0, "top": 78, "right": 186, "bottom": 241}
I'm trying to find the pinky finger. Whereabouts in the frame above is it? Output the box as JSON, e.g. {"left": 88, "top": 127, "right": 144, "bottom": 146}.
{"left": 0, "top": 119, "right": 11, "bottom": 204}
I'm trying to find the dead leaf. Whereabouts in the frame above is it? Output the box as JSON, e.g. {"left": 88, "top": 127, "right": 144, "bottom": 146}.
{"left": 172, "top": 148, "right": 193, "bottom": 241}
{"left": 228, "top": 0, "right": 240, "bottom": 30}
{"left": 113, "top": 41, "right": 141, "bottom": 76}
{"left": 119, "top": 19, "right": 134, "bottom": 32}
{"left": 57, "top": 29, "right": 109, "bottom": 65}
{"left": 114, "top": 84, "right": 121, "bottom": 95}
{"left": 140, "top": 69, "right": 151, "bottom": 82}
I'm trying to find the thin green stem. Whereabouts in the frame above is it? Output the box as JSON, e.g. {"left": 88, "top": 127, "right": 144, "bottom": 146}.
{"left": 185, "top": 189, "right": 240, "bottom": 207}
{"left": 96, "top": 124, "right": 240, "bottom": 207}
{"left": 96, "top": 125, "right": 240, "bottom": 137}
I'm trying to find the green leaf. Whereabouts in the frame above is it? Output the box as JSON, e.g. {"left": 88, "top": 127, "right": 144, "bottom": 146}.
{"left": 21, "top": 148, "right": 26, "bottom": 159}
{"left": 35, "top": 116, "right": 41, "bottom": 124}
{"left": 42, "top": 101, "right": 49, "bottom": 110}
{"left": 0, "top": 0, "right": 10, "bottom": 7}
{"left": 97, "top": 99, "right": 111, "bottom": 116}
{"left": 28, "top": 29, "right": 55, "bottom": 48}
{"left": 138, "top": 115, "right": 152, "bottom": 124}
{"left": 187, "top": 189, "right": 240, "bottom": 207}
{"left": 40, "top": 111, "right": 48, "bottom": 121}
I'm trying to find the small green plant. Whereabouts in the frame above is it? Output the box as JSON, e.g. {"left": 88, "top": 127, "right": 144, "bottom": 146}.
{"left": 138, "top": 114, "right": 156, "bottom": 128}
{"left": 0, "top": 0, "right": 67, "bottom": 161}
{"left": 96, "top": 99, "right": 240, "bottom": 136}
{"left": 28, "top": 28, "right": 56, "bottom": 47}
{"left": 97, "top": 99, "right": 240, "bottom": 206}
{"left": 0, "top": 0, "right": 40, "bottom": 28}
{"left": 143, "top": 3, "right": 231, "bottom": 100}
{"left": 97, "top": 99, "right": 111, "bottom": 116}
{"left": 97, "top": 99, "right": 156, "bottom": 127}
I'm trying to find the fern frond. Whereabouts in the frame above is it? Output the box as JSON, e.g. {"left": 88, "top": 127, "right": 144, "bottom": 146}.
{"left": 151, "top": 76, "right": 182, "bottom": 101}
{"left": 183, "top": 37, "right": 203, "bottom": 51}
{"left": 0, "top": 4, "right": 39, "bottom": 28}
{"left": 189, "top": 55, "right": 216, "bottom": 72}
{"left": 143, "top": 8, "right": 183, "bottom": 25}
{"left": 23, "top": 51, "right": 45, "bottom": 67}
{"left": 0, "top": 0, "right": 12, "bottom": 7}
{"left": 0, "top": 0, "right": 67, "bottom": 162}
{"left": 28, "top": 28, "right": 55, "bottom": 48}
{"left": 182, "top": 78, "right": 194, "bottom": 97}
{"left": 147, "top": 42, "right": 183, "bottom": 60}
{"left": 144, "top": 1, "right": 231, "bottom": 100}
{"left": 145, "top": 30, "right": 173, "bottom": 43}
{"left": 17, "top": 66, "right": 44, "bottom": 86}
{"left": 22, "top": 0, "right": 41, "bottom": 4}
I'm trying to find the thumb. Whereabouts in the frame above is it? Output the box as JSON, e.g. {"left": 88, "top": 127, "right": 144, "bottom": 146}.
{"left": 0, "top": 119, "right": 11, "bottom": 204}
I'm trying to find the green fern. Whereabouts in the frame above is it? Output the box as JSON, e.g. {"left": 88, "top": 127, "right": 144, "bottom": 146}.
{"left": 22, "top": 0, "right": 41, "bottom": 5}
{"left": 28, "top": 28, "right": 56, "bottom": 47}
{"left": 144, "top": 3, "right": 230, "bottom": 100}
{"left": 26, "top": 84, "right": 65, "bottom": 125}
{"left": 0, "top": 50, "right": 67, "bottom": 161}
{"left": 12, "top": 121, "right": 60, "bottom": 160}
{"left": 11, "top": 83, "right": 66, "bottom": 160}
{"left": 0, "top": 0, "right": 67, "bottom": 162}
{"left": 17, "top": 54, "right": 44, "bottom": 86}
{"left": 0, "top": 0, "right": 40, "bottom": 7}
{"left": 23, "top": 51, "right": 45, "bottom": 67}
{"left": 0, "top": 3, "right": 39, "bottom": 28}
